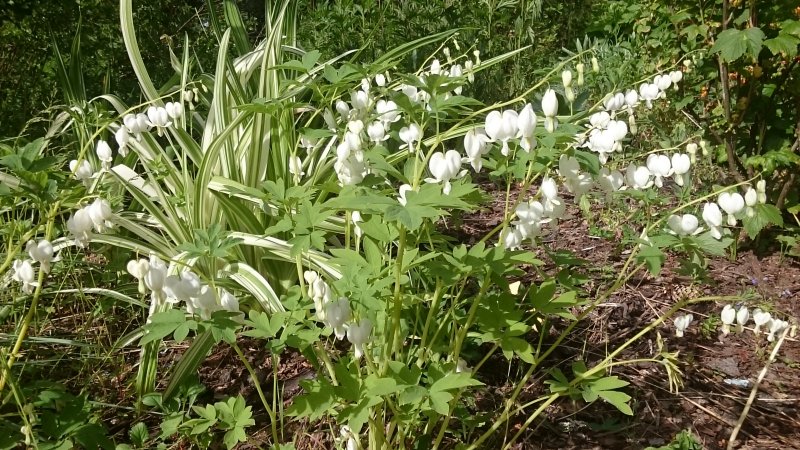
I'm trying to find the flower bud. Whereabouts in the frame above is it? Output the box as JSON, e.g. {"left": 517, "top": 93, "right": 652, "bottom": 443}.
{"left": 562, "top": 70, "right": 572, "bottom": 88}
{"left": 576, "top": 63, "right": 585, "bottom": 86}
{"left": 591, "top": 56, "right": 599, "bottom": 73}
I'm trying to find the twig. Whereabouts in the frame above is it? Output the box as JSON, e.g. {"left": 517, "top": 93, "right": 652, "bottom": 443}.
{"left": 727, "top": 326, "right": 792, "bottom": 449}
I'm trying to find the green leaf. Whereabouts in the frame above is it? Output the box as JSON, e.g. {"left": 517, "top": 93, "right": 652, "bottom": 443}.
{"left": 742, "top": 204, "right": 784, "bottom": 239}
{"left": 764, "top": 33, "right": 800, "bottom": 58}
{"left": 592, "top": 376, "right": 629, "bottom": 391}
{"left": 637, "top": 244, "right": 665, "bottom": 276}
{"left": 140, "top": 310, "right": 187, "bottom": 345}
{"left": 429, "top": 372, "right": 483, "bottom": 393}
{"left": 129, "top": 422, "right": 148, "bottom": 448}
{"left": 597, "top": 390, "right": 633, "bottom": 416}
{"left": 711, "top": 27, "right": 765, "bottom": 62}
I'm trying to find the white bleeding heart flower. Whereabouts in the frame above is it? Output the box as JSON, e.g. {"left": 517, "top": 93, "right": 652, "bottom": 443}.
{"left": 686, "top": 143, "right": 698, "bottom": 163}
{"left": 347, "top": 319, "right": 372, "bottom": 359}
{"left": 589, "top": 112, "right": 611, "bottom": 129}
{"left": 26, "top": 239, "right": 56, "bottom": 273}
{"left": 756, "top": 180, "right": 767, "bottom": 204}
{"left": 96, "top": 140, "right": 113, "bottom": 171}
{"left": 146, "top": 106, "right": 171, "bottom": 132}
{"left": 670, "top": 70, "right": 683, "bottom": 85}
{"left": 367, "top": 121, "right": 387, "bottom": 143}
{"left": 720, "top": 304, "right": 736, "bottom": 335}
{"left": 654, "top": 74, "right": 672, "bottom": 92}
{"left": 144, "top": 254, "right": 168, "bottom": 302}
{"left": 114, "top": 126, "right": 130, "bottom": 157}
{"left": 289, "top": 155, "right": 304, "bottom": 180}
{"left": 324, "top": 297, "right": 352, "bottom": 340}
{"left": 123, "top": 112, "right": 151, "bottom": 139}
{"left": 164, "top": 270, "right": 202, "bottom": 301}
{"left": 335, "top": 100, "right": 351, "bottom": 119}
{"left": 671, "top": 153, "right": 691, "bottom": 186}
{"left": 639, "top": 82, "right": 660, "bottom": 108}
{"left": 127, "top": 258, "right": 150, "bottom": 294}
{"left": 517, "top": 103, "right": 537, "bottom": 152}
{"left": 165, "top": 101, "right": 184, "bottom": 120}
{"left": 333, "top": 157, "right": 367, "bottom": 186}
{"left": 558, "top": 155, "right": 581, "bottom": 180}
{"left": 220, "top": 289, "right": 240, "bottom": 313}
{"left": 430, "top": 58, "right": 441, "bottom": 75}
{"left": 626, "top": 164, "right": 652, "bottom": 189}
{"left": 500, "top": 227, "right": 523, "bottom": 250}
{"left": 624, "top": 89, "right": 639, "bottom": 108}
{"left": 375, "top": 73, "right": 386, "bottom": 87}
{"left": 752, "top": 308, "right": 771, "bottom": 334}
{"left": 399, "top": 124, "right": 421, "bottom": 153}
{"left": 375, "top": 99, "right": 401, "bottom": 124}
{"left": 646, "top": 154, "right": 672, "bottom": 187}
{"left": 674, "top": 314, "right": 693, "bottom": 338}
{"left": 744, "top": 186, "right": 757, "bottom": 206}
{"left": 667, "top": 214, "right": 701, "bottom": 236}
{"left": 484, "top": 110, "right": 518, "bottom": 156}
{"left": 193, "top": 285, "right": 222, "bottom": 319}
{"left": 767, "top": 318, "right": 788, "bottom": 342}
{"left": 426, "top": 150, "right": 463, "bottom": 194}
{"left": 350, "top": 89, "right": 369, "bottom": 111}
{"left": 515, "top": 199, "right": 545, "bottom": 225}
{"left": 67, "top": 208, "right": 93, "bottom": 247}
{"left": 12, "top": 260, "right": 38, "bottom": 294}
{"left": 717, "top": 192, "right": 745, "bottom": 226}
{"left": 562, "top": 70, "right": 572, "bottom": 88}
{"left": 603, "top": 92, "right": 625, "bottom": 111}
{"left": 735, "top": 306, "right": 749, "bottom": 333}
{"left": 87, "top": 198, "right": 114, "bottom": 233}
{"left": 69, "top": 159, "right": 94, "bottom": 187}
{"left": 351, "top": 211, "right": 363, "bottom": 239}
{"left": 597, "top": 168, "right": 623, "bottom": 197}
{"left": 464, "top": 129, "right": 490, "bottom": 172}
{"left": 542, "top": 89, "right": 558, "bottom": 132}
{"left": 702, "top": 202, "right": 724, "bottom": 239}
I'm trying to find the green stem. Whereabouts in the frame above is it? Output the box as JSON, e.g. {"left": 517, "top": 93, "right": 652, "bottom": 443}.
{"left": 233, "top": 343, "right": 278, "bottom": 445}
{"left": 385, "top": 227, "right": 407, "bottom": 372}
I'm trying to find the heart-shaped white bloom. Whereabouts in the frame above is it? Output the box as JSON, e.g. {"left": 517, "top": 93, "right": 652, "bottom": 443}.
{"left": 350, "top": 89, "right": 369, "bottom": 111}
{"left": 87, "top": 198, "right": 113, "bottom": 233}
{"left": 674, "top": 314, "right": 694, "bottom": 338}
{"left": 670, "top": 70, "right": 683, "bottom": 84}
{"left": 517, "top": 103, "right": 537, "bottom": 152}
{"left": 515, "top": 199, "right": 545, "bottom": 225}
{"left": 720, "top": 304, "right": 736, "bottom": 335}
{"left": 654, "top": 74, "right": 672, "bottom": 92}
{"left": 767, "top": 318, "right": 788, "bottom": 342}
{"left": 638, "top": 82, "right": 660, "bottom": 107}
{"left": 646, "top": 154, "right": 672, "bottom": 187}
{"left": 114, "top": 126, "right": 130, "bottom": 156}
{"left": 12, "top": 260, "right": 38, "bottom": 294}
{"left": 375, "top": 73, "right": 386, "bottom": 87}
{"left": 500, "top": 227, "right": 523, "bottom": 250}
{"left": 667, "top": 214, "right": 701, "bottom": 236}
{"left": 399, "top": 124, "right": 421, "bottom": 152}
{"left": 744, "top": 186, "right": 757, "bottom": 206}
{"left": 127, "top": 258, "right": 150, "bottom": 295}
{"left": 562, "top": 69, "right": 572, "bottom": 88}
{"left": 69, "top": 159, "right": 94, "bottom": 185}
{"left": 671, "top": 153, "right": 691, "bottom": 186}
{"left": 541, "top": 177, "right": 559, "bottom": 201}
{"left": 146, "top": 106, "right": 171, "bottom": 129}
{"left": 427, "top": 150, "right": 462, "bottom": 194}
{"left": 702, "top": 202, "right": 724, "bottom": 239}
{"left": 717, "top": 192, "right": 745, "bottom": 226}
{"left": 752, "top": 308, "right": 771, "bottom": 334}
{"left": 626, "top": 164, "right": 652, "bottom": 189}
{"left": 558, "top": 155, "right": 581, "bottom": 179}
{"left": 485, "top": 110, "right": 518, "bottom": 156}
{"left": 289, "top": 155, "right": 304, "bottom": 179}
{"left": 220, "top": 289, "right": 239, "bottom": 313}
{"left": 165, "top": 101, "right": 184, "bottom": 120}
{"left": 756, "top": 180, "right": 767, "bottom": 203}
{"left": 603, "top": 92, "right": 625, "bottom": 111}
{"left": 367, "top": 121, "right": 387, "bottom": 143}
{"left": 589, "top": 111, "right": 611, "bottom": 129}
{"left": 26, "top": 239, "right": 55, "bottom": 273}
{"left": 736, "top": 306, "right": 749, "bottom": 332}
{"left": 324, "top": 297, "right": 352, "bottom": 340}
{"left": 542, "top": 89, "right": 558, "bottom": 118}
{"left": 335, "top": 100, "right": 351, "bottom": 119}
{"left": 376, "top": 100, "right": 401, "bottom": 124}
{"left": 347, "top": 319, "right": 373, "bottom": 359}
{"left": 464, "top": 129, "right": 490, "bottom": 172}
{"left": 625, "top": 89, "right": 639, "bottom": 107}
{"left": 165, "top": 270, "right": 202, "bottom": 301}
{"left": 597, "top": 168, "right": 623, "bottom": 195}
{"left": 96, "top": 140, "right": 113, "bottom": 170}
{"left": 67, "top": 208, "right": 93, "bottom": 247}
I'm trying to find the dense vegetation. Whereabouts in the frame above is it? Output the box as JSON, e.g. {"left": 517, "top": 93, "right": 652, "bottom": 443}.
{"left": 0, "top": 1, "right": 797, "bottom": 449}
